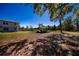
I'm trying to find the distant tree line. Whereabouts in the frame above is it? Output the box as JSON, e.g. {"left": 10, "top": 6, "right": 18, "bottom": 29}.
{"left": 20, "top": 17, "right": 79, "bottom": 32}
{"left": 20, "top": 25, "right": 34, "bottom": 31}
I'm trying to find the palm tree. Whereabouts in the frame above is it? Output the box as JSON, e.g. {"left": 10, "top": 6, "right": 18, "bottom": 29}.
{"left": 33, "top": 3, "right": 73, "bottom": 33}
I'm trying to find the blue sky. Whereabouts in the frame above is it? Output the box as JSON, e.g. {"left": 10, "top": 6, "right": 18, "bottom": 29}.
{"left": 0, "top": 3, "right": 73, "bottom": 28}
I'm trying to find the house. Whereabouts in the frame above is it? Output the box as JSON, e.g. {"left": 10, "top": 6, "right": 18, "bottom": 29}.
{"left": 0, "top": 20, "right": 20, "bottom": 32}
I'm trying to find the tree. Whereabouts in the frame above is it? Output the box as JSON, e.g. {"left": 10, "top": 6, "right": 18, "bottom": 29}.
{"left": 53, "top": 25, "right": 57, "bottom": 30}
{"left": 26, "top": 26, "right": 29, "bottom": 30}
{"left": 20, "top": 26, "right": 25, "bottom": 31}
{"left": 38, "top": 24, "right": 44, "bottom": 29}
{"left": 47, "top": 25, "right": 51, "bottom": 30}
{"left": 73, "top": 6, "right": 79, "bottom": 31}
{"left": 62, "top": 17, "right": 74, "bottom": 31}
{"left": 33, "top": 3, "right": 73, "bottom": 33}
{"left": 74, "top": 19, "right": 79, "bottom": 31}
{"left": 29, "top": 25, "right": 33, "bottom": 31}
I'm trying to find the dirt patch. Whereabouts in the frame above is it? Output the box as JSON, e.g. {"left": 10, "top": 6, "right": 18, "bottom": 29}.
{"left": 0, "top": 33, "right": 79, "bottom": 56}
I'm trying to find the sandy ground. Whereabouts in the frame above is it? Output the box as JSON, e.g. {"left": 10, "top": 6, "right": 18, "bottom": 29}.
{"left": 0, "top": 32, "right": 79, "bottom": 56}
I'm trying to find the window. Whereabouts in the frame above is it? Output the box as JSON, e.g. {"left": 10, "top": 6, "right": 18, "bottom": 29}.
{"left": 3, "top": 22, "right": 5, "bottom": 24}
{"left": 14, "top": 23, "right": 17, "bottom": 26}
{"left": 6, "top": 23, "right": 8, "bottom": 25}
{"left": 3, "top": 28, "right": 9, "bottom": 31}
{"left": 3, "top": 22, "right": 8, "bottom": 25}
{"left": 14, "top": 28, "right": 16, "bottom": 30}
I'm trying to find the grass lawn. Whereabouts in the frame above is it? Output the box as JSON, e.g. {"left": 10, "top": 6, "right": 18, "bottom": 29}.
{"left": 0, "top": 31, "right": 34, "bottom": 40}
{"left": 63, "top": 31, "right": 79, "bottom": 35}
{"left": 53, "top": 30, "right": 79, "bottom": 35}
{"left": 0, "top": 30, "right": 79, "bottom": 40}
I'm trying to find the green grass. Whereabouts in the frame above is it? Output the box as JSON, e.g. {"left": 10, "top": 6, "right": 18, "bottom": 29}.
{"left": 0, "top": 31, "right": 31, "bottom": 35}
{"left": 0, "top": 30, "right": 79, "bottom": 40}
{"left": 47, "top": 30, "right": 53, "bottom": 33}
{"left": 63, "top": 31, "right": 79, "bottom": 35}
{"left": 53, "top": 30, "right": 79, "bottom": 35}
{"left": 0, "top": 31, "right": 33, "bottom": 40}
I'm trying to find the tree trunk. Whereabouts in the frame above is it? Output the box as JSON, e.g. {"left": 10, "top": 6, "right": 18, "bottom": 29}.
{"left": 59, "top": 19, "right": 63, "bottom": 33}
{"left": 75, "top": 19, "right": 79, "bottom": 31}
{"left": 76, "top": 23, "right": 79, "bottom": 31}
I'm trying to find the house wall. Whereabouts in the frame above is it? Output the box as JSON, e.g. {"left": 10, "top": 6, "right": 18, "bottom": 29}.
{"left": 0, "top": 21, "right": 3, "bottom": 24}
{"left": 6, "top": 22, "right": 17, "bottom": 26}
{"left": 0, "top": 21, "right": 3, "bottom": 31}
{"left": 0, "top": 27, "right": 3, "bottom": 31}
{"left": 0, "top": 20, "right": 20, "bottom": 32}
{"left": 9, "top": 27, "right": 16, "bottom": 31}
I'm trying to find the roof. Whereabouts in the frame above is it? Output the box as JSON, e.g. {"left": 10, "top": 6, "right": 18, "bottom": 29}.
{"left": 0, "top": 20, "right": 19, "bottom": 24}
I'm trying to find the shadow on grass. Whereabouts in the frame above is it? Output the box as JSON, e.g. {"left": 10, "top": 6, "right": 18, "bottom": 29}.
{"left": 0, "top": 39, "right": 28, "bottom": 55}
{"left": 0, "top": 33, "right": 79, "bottom": 56}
